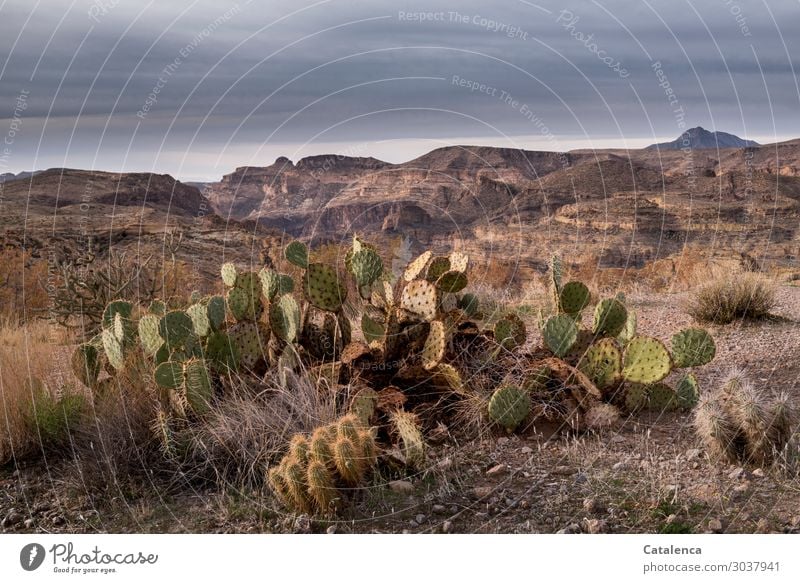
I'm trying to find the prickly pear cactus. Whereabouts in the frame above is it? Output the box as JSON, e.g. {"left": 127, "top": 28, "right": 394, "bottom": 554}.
{"left": 421, "top": 320, "right": 446, "bottom": 370}
{"left": 159, "top": 310, "right": 194, "bottom": 350}
{"left": 101, "top": 328, "right": 125, "bottom": 370}
{"left": 559, "top": 281, "right": 591, "bottom": 315}
{"left": 542, "top": 314, "right": 578, "bottom": 357}
{"left": 303, "top": 263, "right": 347, "bottom": 312}
{"left": 71, "top": 343, "right": 100, "bottom": 389}
{"left": 400, "top": 279, "right": 438, "bottom": 321}
{"left": 187, "top": 303, "right": 211, "bottom": 337}
{"left": 448, "top": 251, "right": 469, "bottom": 272}
{"left": 436, "top": 270, "right": 468, "bottom": 294}
{"left": 425, "top": 257, "right": 451, "bottom": 282}
{"left": 494, "top": 313, "right": 527, "bottom": 350}
{"left": 228, "top": 321, "right": 266, "bottom": 370}
{"left": 624, "top": 383, "right": 649, "bottom": 412}
{"left": 138, "top": 313, "right": 163, "bottom": 356}
{"left": 592, "top": 298, "right": 628, "bottom": 338}
{"left": 579, "top": 337, "right": 622, "bottom": 390}
{"left": 488, "top": 384, "right": 531, "bottom": 432}
{"left": 285, "top": 240, "right": 309, "bottom": 269}
{"left": 348, "top": 246, "right": 383, "bottom": 289}
{"left": 350, "top": 387, "right": 378, "bottom": 426}
{"left": 431, "top": 363, "right": 465, "bottom": 394}
{"left": 184, "top": 359, "right": 212, "bottom": 414}
{"left": 221, "top": 263, "right": 238, "bottom": 287}
{"left": 403, "top": 250, "right": 432, "bottom": 282}
{"left": 675, "top": 373, "right": 700, "bottom": 409}
{"left": 154, "top": 361, "right": 184, "bottom": 389}
{"left": 457, "top": 293, "right": 479, "bottom": 317}
{"left": 647, "top": 383, "right": 679, "bottom": 412}
{"left": 102, "top": 300, "right": 133, "bottom": 330}
{"left": 269, "top": 294, "right": 300, "bottom": 342}
{"left": 622, "top": 336, "right": 672, "bottom": 384}
{"left": 616, "top": 309, "right": 637, "bottom": 346}
{"left": 670, "top": 328, "right": 716, "bottom": 368}
{"left": 390, "top": 409, "right": 425, "bottom": 469}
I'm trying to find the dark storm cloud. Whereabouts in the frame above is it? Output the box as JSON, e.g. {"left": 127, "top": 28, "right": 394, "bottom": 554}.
{"left": 0, "top": 0, "right": 798, "bottom": 179}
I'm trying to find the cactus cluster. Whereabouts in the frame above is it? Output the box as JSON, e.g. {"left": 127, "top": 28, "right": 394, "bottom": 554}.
{"left": 694, "top": 369, "right": 794, "bottom": 466}
{"left": 268, "top": 415, "right": 377, "bottom": 515}
{"left": 483, "top": 255, "right": 718, "bottom": 433}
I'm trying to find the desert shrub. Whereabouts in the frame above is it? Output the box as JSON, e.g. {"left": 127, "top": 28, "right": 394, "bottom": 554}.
{"left": 67, "top": 350, "right": 161, "bottom": 494}
{"left": 688, "top": 271, "right": 776, "bottom": 324}
{"left": 694, "top": 369, "right": 795, "bottom": 467}
{"left": 26, "top": 382, "right": 85, "bottom": 450}
{"left": 178, "top": 370, "right": 343, "bottom": 487}
{"left": 0, "top": 320, "right": 77, "bottom": 463}
{"left": 0, "top": 248, "right": 51, "bottom": 323}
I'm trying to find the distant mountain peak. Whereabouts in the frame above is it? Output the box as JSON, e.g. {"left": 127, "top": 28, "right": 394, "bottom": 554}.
{"left": 647, "top": 126, "right": 759, "bottom": 150}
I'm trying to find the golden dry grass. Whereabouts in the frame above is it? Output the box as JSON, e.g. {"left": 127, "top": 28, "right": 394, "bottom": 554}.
{"left": 688, "top": 269, "right": 776, "bottom": 324}
{"left": 0, "top": 319, "right": 81, "bottom": 463}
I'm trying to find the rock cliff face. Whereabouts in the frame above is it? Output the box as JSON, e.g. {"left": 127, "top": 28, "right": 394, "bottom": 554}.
{"left": 206, "top": 139, "right": 800, "bottom": 269}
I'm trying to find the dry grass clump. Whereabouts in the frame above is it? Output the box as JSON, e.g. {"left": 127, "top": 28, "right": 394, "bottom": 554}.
{"left": 0, "top": 320, "right": 82, "bottom": 463}
{"left": 66, "top": 351, "right": 161, "bottom": 494}
{"left": 688, "top": 271, "right": 776, "bottom": 324}
{"left": 178, "top": 370, "right": 343, "bottom": 487}
{"left": 694, "top": 368, "right": 795, "bottom": 467}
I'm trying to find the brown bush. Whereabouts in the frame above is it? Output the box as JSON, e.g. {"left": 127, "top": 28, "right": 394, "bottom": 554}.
{"left": 688, "top": 271, "right": 776, "bottom": 324}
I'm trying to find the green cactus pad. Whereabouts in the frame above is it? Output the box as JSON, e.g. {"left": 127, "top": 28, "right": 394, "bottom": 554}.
{"left": 112, "top": 312, "right": 126, "bottom": 343}
{"left": 101, "top": 328, "right": 125, "bottom": 370}
{"left": 361, "top": 313, "right": 385, "bottom": 344}
{"left": 148, "top": 300, "right": 166, "bottom": 316}
{"left": 184, "top": 359, "right": 212, "bottom": 414}
{"left": 269, "top": 294, "right": 300, "bottom": 342}
{"left": 421, "top": 320, "right": 446, "bottom": 370}
{"left": 670, "top": 328, "right": 716, "bottom": 368}
{"left": 403, "top": 250, "right": 432, "bottom": 282}
{"left": 391, "top": 410, "right": 425, "bottom": 469}
{"left": 542, "top": 314, "right": 578, "bottom": 357}
{"left": 350, "top": 387, "right": 378, "bottom": 426}
{"left": 592, "top": 298, "right": 628, "bottom": 337}
{"left": 488, "top": 384, "right": 531, "bottom": 433}
{"left": 457, "top": 293, "right": 479, "bottom": 317}
{"left": 494, "top": 314, "right": 527, "bottom": 350}
{"left": 349, "top": 247, "right": 383, "bottom": 288}
{"left": 71, "top": 343, "right": 100, "bottom": 389}
{"left": 154, "top": 361, "right": 183, "bottom": 389}
{"left": 675, "top": 373, "right": 700, "bottom": 409}
{"left": 622, "top": 336, "right": 672, "bottom": 384}
{"left": 259, "top": 267, "right": 280, "bottom": 299}
{"left": 647, "top": 383, "right": 679, "bottom": 411}
{"left": 138, "top": 313, "right": 163, "bottom": 356}
{"left": 187, "top": 303, "right": 211, "bottom": 337}
{"left": 448, "top": 251, "right": 469, "bottom": 272}
{"left": 303, "top": 263, "right": 347, "bottom": 312}
{"left": 616, "top": 310, "right": 637, "bottom": 346}
{"left": 228, "top": 321, "right": 266, "bottom": 370}
{"left": 400, "top": 279, "right": 438, "bottom": 321}
{"left": 579, "top": 337, "right": 622, "bottom": 390}
{"left": 221, "top": 262, "right": 238, "bottom": 287}
{"left": 284, "top": 241, "right": 309, "bottom": 269}
{"left": 206, "top": 295, "right": 226, "bottom": 330}
{"left": 425, "top": 257, "right": 451, "bottom": 282}
{"left": 624, "top": 384, "right": 649, "bottom": 412}
{"left": 436, "top": 270, "right": 468, "bottom": 294}
{"left": 432, "top": 363, "right": 466, "bottom": 394}
{"left": 522, "top": 366, "right": 551, "bottom": 394}
{"left": 559, "top": 281, "right": 591, "bottom": 314}
{"left": 158, "top": 310, "right": 194, "bottom": 349}
{"left": 204, "top": 331, "right": 238, "bottom": 372}
{"left": 226, "top": 286, "right": 262, "bottom": 321}
{"left": 154, "top": 343, "right": 170, "bottom": 366}
{"left": 102, "top": 300, "right": 133, "bottom": 330}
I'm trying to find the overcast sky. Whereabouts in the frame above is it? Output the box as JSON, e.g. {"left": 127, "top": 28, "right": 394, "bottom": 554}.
{"left": 1, "top": 0, "right": 798, "bottom": 180}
